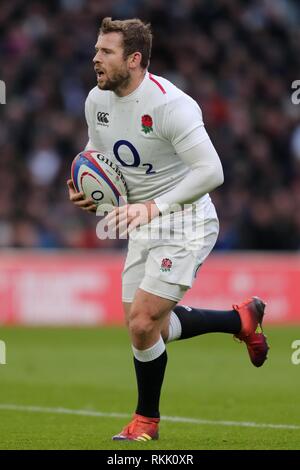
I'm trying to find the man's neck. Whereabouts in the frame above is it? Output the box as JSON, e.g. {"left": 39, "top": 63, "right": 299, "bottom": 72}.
{"left": 115, "top": 69, "right": 147, "bottom": 97}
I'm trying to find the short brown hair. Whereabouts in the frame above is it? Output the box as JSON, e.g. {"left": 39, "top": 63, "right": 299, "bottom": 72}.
{"left": 99, "top": 17, "right": 152, "bottom": 69}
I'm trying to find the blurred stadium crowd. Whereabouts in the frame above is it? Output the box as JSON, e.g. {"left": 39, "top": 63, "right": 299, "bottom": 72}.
{"left": 1, "top": 0, "right": 300, "bottom": 250}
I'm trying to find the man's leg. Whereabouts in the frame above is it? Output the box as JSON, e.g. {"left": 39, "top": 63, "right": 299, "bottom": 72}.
{"left": 160, "top": 297, "right": 269, "bottom": 368}
{"left": 124, "top": 299, "right": 240, "bottom": 417}
{"left": 160, "top": 305, "right": 241, "bottom": 342}
{"left": 123, "top": 301, "right": 131, "bottom": 327}
{"left": 129, "top": 289, "right": 176, "bottom": 418}
{"left": 113, "top": 290, "right": 176, "bottom": 441}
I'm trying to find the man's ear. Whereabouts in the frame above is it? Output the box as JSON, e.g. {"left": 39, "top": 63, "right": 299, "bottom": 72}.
{"left": 128, "top": 52, "right": 142, "bottom": 69}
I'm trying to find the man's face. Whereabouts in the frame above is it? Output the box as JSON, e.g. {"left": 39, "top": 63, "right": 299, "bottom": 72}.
{"left": 93, "top": 32, "right": 130, "bottom": 92}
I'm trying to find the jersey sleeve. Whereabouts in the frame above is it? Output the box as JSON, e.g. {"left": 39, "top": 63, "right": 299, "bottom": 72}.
{"left": 84, "top": 94, "right": 97, "bottom": 150}
{"left": 154, "top": 138, "right": 223, "bottom": 210}
{"left": 161, "top": 95, "right": 209, "bottom": 153}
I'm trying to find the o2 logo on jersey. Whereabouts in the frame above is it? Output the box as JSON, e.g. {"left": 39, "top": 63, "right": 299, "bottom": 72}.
{"left": 113, "top": 140, "right": 156, "bottom": 174}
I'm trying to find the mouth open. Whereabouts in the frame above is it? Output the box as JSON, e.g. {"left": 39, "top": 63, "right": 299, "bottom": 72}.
{"left": 96, "top": 71, "right": 105, "bottom": 79}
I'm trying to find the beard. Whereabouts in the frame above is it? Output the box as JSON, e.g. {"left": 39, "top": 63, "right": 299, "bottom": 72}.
{"left": 97, "top": 68, "right": 130, "bottom": 93}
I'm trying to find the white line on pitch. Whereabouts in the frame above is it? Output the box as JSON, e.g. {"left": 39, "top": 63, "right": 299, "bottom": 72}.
{"left": 0, "top": 404, "right": 299, "bottom": 430}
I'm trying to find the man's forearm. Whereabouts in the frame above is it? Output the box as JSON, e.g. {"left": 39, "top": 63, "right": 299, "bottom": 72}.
{"left": 154, "top": 138, "right": 224, "bottom": 212}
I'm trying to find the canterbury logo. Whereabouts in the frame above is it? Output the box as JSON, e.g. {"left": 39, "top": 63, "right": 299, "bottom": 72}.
{"left": 97, "top": 111, "right": 109, "bottom": 125}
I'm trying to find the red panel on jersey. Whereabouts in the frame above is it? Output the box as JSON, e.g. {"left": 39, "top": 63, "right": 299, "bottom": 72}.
{"left": 149, "top": 73, "right": 166, "bottom": 94}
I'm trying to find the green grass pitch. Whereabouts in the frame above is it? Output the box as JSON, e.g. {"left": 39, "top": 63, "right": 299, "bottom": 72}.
{"left": 0, "top": 325, "right": 300, "bottom": 450}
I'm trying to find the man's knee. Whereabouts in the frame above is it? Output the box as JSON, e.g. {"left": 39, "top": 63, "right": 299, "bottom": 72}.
{"left": 128, "top": 304, "right": 161, "bottom": 337}
{"left": 129, "top": 317, "right": 153, "bottom": 339}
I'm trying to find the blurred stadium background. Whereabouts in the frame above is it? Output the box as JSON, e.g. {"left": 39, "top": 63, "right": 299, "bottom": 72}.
{"left": 0, "top": 0, "right": 299, "bottom": 325}
{"left": 0, "top": 0, "right": 300, "bottom": 450}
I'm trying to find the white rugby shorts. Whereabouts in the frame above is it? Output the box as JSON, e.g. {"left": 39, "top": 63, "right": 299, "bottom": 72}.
{"left": 122, "top": 197, "right": 219, "bottom": 303}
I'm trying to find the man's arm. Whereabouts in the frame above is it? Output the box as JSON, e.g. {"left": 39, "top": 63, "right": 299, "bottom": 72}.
{"left": 154, "top": 137, "right": 224, "bottom": 213}
{"left": 67, "top": 94, "right": 98, "bottom": 212}
{"left": 153, "top": 94, "right": 223, "bottom": 212}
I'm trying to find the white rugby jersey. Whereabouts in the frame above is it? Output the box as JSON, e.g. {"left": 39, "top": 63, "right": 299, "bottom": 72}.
{"left": 84, "top": 71, "right": 220, "bottom": 206}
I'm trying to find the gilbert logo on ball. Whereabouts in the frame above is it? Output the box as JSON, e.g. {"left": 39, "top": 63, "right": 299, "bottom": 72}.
{"left": 71, "top": 150, "right": 127, "bottom": 207}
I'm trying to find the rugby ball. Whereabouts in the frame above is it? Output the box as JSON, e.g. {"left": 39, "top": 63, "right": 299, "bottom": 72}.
{"left": 71, "top": 150, "right": 127, "bottom": 207}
